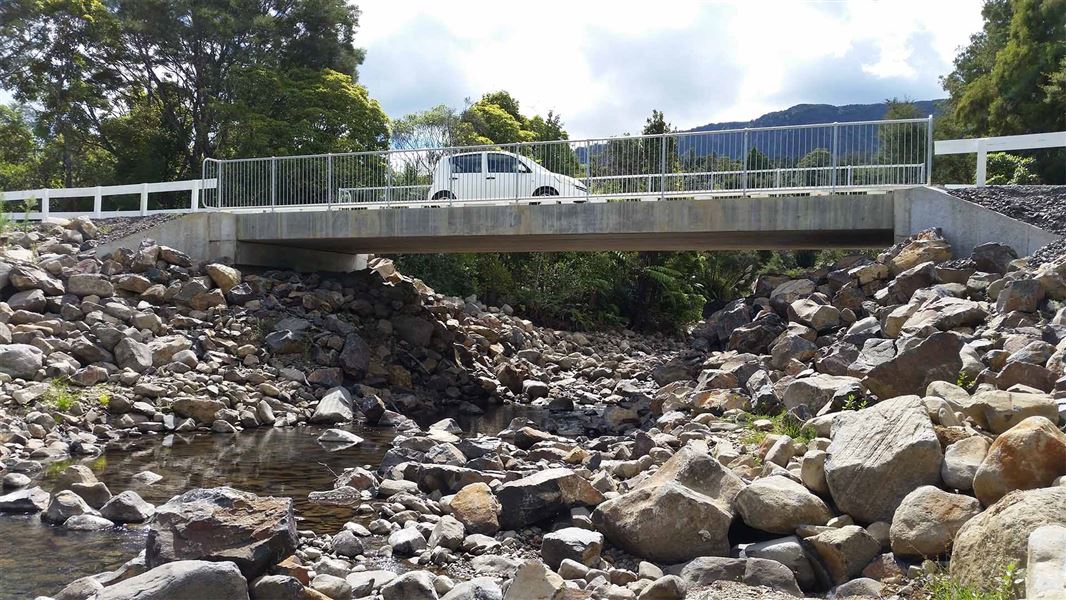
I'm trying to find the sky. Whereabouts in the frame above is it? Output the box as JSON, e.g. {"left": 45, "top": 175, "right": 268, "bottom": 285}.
{"left": 356, "top": 0, "right": 985, "bottom": 138}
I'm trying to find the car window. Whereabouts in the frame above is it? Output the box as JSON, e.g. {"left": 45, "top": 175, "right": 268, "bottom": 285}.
{"left": 449, "top": 154, "right": 482, "bottom": 174}
{"left": 487, "top": 153, "right": 519, "bottom": 173}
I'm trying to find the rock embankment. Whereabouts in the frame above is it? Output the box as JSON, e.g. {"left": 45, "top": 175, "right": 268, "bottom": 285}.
{"left": 2, "top": 217, "right": 1066, "bottom": 600}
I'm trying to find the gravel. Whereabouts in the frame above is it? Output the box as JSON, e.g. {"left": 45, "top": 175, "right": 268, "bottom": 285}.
{"left": 945, "top": 185, "right": 1066, "bottom": 265}
{"left": 94, "top": 214, "right": 179, "bottom": 245}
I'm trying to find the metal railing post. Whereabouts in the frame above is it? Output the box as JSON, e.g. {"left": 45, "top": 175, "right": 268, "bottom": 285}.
{"left": 327, "top": 153, "right": 334, "bottom": 208}
{"left": 831, "top": 122, "right": 839, "bottom": 192}
{"left": 218, "top": 161, "right": 225, "bottom": 209}
{"left": 659, "top": 134, "right": 667, "bottom": 201}
{"left": 925, "top": 115, "right": 934, "bottom": 185}
{"left": 270, "top": 157, "right": 277, "bottom": 211}
{"left": 742, "top": 129, "right": 749, "bottom": 193}
{"left": 584, "top": 140, "right": 591, "bottom": 202}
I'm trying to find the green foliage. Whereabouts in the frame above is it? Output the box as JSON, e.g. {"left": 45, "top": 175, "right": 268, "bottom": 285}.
{"left": 742, "top": 412, "right": 816, "bottom": 446}
{"left": 44, "top": 378, "right": 76, "bottom": 412}
{"left": 842, "top": 391, "right": 868, "bottom": 412}
{"left": 956, "top": 371, "right": 976, "bottom": 391}
{"left": 927, "top": 562, "right": 1020, "bottom": 600}
{"left": 0, "top": 0, "right": 379, "bottom": 186}
{"left": 942, "top": 0, "right": 1065, "bottom": 183}
{"left": 984, "top": 152, "right": 1040, "bottom": 184}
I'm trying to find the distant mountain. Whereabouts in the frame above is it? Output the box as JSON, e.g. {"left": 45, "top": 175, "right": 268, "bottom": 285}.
{"left": 688, "top": 99, "right": 946, "bottom": 133}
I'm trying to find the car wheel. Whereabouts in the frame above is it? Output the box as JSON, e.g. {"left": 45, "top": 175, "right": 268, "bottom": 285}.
{"left": 532, "top": 187, "right": 559, "bottom": 197}
{"left": 431, "top": 191, "right": 456, "bottom": 201}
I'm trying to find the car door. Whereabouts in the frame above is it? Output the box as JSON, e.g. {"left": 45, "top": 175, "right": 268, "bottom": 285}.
{"left": 448, "top": 153, "right": 484, "bottom": 199}
{"left": 485, "top": 152, "right": 525, "bottom": 201}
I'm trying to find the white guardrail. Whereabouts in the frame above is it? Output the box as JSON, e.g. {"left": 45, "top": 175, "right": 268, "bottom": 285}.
{"left": 935, "top": 131, "right": 1066, "bottom": 186}
{"left": 0, "top": 179, "right": 216, "bottom": 220}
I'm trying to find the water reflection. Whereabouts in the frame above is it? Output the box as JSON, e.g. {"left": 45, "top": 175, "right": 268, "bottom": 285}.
{"left": 1, "top": 403, "right": 549, "bottom": 599}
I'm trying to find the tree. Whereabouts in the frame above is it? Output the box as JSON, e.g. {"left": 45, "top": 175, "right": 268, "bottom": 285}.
{"left": 0, "top": 104, "right": 38, "bottom": 189}
{"left": 0, "top": 0, "right": 381, "bottom": 186}
{"left": 942, "top": 0, "right": 1065, "bottom": 182}
{"left": 0, "top": 0, "right": 120, "bottom": 186}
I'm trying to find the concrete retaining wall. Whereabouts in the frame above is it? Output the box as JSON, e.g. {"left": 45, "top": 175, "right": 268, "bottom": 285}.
{"left": 893, "top": 187, "right": 1061, "bottom": 257}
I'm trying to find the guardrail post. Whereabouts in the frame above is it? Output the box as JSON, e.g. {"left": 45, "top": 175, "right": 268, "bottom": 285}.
{"left": 742, "top": 129, "right": 749, "bottom": 193}
{"left": 190, "top": 180, "right": 200, "bottom": 212}
{"left": 659, "top": 134, "right": 667, "bottom": 200}
{"left": 93, "top": 186, "right": 103, "bottom": 218}
{"left": 139, "top": 183, "right": 149, "bottom": 216}
{"left": 218, "top": 161, "right": 225, "bottom": 209}
{"left": 831, "top": 122, "right": 839, "bottom": 192}
{"left": 584, "top": 140, "right": 591, "bottom": 201}
{"left": 925, "top": 115, "right": 934, "bottom": 185}
{"left": 975, "top": 138, "right": 988, "bottom": 186}
{"left": 270, "top": 157, "right": 277, "bottom": 211}
{"left": 327, "top": 153, "right": 334, "bottom": 208}
{"left": 40, "top": 189, "right": 49, "bottom": 220}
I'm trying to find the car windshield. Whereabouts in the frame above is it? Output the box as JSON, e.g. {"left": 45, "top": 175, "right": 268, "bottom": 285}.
{"left": 449, "top": 154, "right": 482, "bottom": 174}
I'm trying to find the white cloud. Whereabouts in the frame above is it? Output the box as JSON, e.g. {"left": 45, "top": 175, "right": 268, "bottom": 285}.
{"left": 356, "top": 0, "right": 983, "bottom": 138}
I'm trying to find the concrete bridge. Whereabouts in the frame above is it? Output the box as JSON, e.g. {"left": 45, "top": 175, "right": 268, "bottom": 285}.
{"left": 96, "top": 187, "right": 1060, "bottom": 272}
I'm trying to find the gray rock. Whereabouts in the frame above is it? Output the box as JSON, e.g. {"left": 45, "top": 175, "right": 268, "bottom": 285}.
{"left": 497, "top": 468, "right": 604, "bottom": 530}
{"left": 678, "top": 556, "right": 802, "bottom": 597}
{"left": 389, "top": 527, "right": 427, "bottom": 557}
{"left": 381, "top": 570, "right": 438, "bottom": 600}
{"left": 801, "top": 525, "right": 881, "bottom": 587}
{"left": 100, "top": 491, "right": 155, "bottom": 523}
{"left": 952, "top": 487, "right": 1066, "bottom": 590}
{"left": 941, "top": 436, "right": 991, "bottom": 492}
{"left": 43, "top": 490, "right": 95, "bottom": 524}
{"left": 147, "top": 487, "right": 297, "bottom": 579}
{"left": 825, "top": 396, "right": 943, "bottom": 523}
{"left": 64, "top": 514, "right": 116, "bottom": 530}
{"left": 889, "top": 485, "right": 981, "bottom": 558}
{"left": 428, "top": 515, "right": 465, "bottom": 550}
{"left": 540, "top": 527, "right": 603, "bottom": 569}
{"left": 1026, "top": 524, "right": 1066, "bottom": 600}
{"left": 863, "top": 332, "right": 963, "bottom": 399}
{"left": 332, "top": 529, "right": 364, "bottom": 558}
{"left": 311, "top": 573, "right": 351, "bottom": 600}
{"left": 0, "top": 486, "right": 50, "bottom": 513}
{"left": 68, "top": 273, "right": 114, "bottom": 297}
{"left": 96, "top": 559, "right": 249, "bottom": 600}
{"left": 317, "top": 429, "right": 363, "bottom": 445}
{"left": 637, "top": 575, "right": 687, "bottom": 600}
{"left": 0, "top": 344, "right": 43, "bottom": 378}
{"left": 740, "top": 536, "right": 817, "bottom": 591}
{"left": 440, "top": 578, "right": 503, "bottom": 600}
{"left": 114, "top": 338, "right": 153, "bottom": 373}
{"left": 736, "top": 476, "right": 831, "bottom": 534}
{"left": 310, "top": 387, "right": 354, "bottom": 425}
{"left": 248, "top": 575, "right": 306, "bottom": 600}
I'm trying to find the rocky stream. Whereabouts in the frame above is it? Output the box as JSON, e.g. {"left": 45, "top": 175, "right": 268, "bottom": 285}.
{"left": 1, "top": 197, "right": 1065, "bottom": 600}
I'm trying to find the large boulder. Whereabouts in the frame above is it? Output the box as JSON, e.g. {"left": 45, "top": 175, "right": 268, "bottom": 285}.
{"left": 941, "top": 436, "right": 991, "bottom": 492}
{"left": 67, "top": 273, "right": 114, "bottom": 297}
{"left": 801, "top": 525, "right": 881, "bottom": 587}
{"left": 172, "top": 398, "right": 225, "bottom": 424}
{"left": 114, "top": 338, "right": 153, "bottom": 373}
{"left": 392, "top": 315, "right": 436, "bottom": 347}
{"left": 951, "top": 487, "right": 1066, "bottom": 590}
{"left": 450, "top": 482, "right": 501, "bottom": 535}
{"left": 101, "top": 490, "right": 156, "bottom": 523}
{"left": 0, "top": 344, "right": 43, "bottom": 378}
{"left": 96, "top": 560, "right": 249, "bottom": 600}
{"left": 735, "top": 476, "right": 831, "bottom": 534}
{"left": 591, "top": 445, "right": 743, "bottom": 563}
{"left": 540, "top": 527, "right": 603, "bottom": 569}
{"left": 972, "top": 416, "right": 1066, "bottom": 506}
{"left": 678, "top": 556, "right": 802, "bottom": 597}
{"left": 338, "top": 334, "right": 371, "bottom": 380}
{"left": 889, "top": 485, "right": 981, "bottom": 558}
{"left": 1027, "top": 525, "right": 1066, "bottom": 600}
{"left": 825, "top": 396, "right": 943, "bottom": 523}
{"left": 309, "top": 387, "right": 353, "bottom": 425}
{"left": 863, "top": 332, "right": 963, "bottom": 399}
{"left": 205, "top": 264, "right": 242, "bottom": 293}
{"left": 0, "top": 486, "right": 50, "bottom": 512}
{"left": 146, "top": 487, "right": 298, "bottom": 579}
{"left": 963, "top": 391, "right": 1060, "bottom": 434}
{"left": 496, "top": 468, "right": 603, "bottom": 530}
{"left": 778, "top": 374, "right": 862, "bottom": 415}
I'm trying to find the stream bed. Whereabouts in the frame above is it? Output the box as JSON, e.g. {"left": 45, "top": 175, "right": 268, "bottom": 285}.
{"left": 1, "top": 404, "right": 548, "bottom": 599}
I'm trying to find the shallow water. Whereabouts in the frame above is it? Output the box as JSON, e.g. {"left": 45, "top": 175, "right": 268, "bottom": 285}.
{"left": 1, "top": 404, "right": 548, "bottom": 599}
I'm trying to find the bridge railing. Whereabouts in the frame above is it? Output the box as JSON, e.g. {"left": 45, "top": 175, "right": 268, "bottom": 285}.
{"left": 201, "top": 117, "right": 933, "bottom": 210}
{"left": 0, "top": 178, "right": 216, "bottom": 220}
